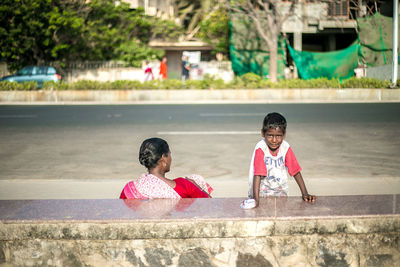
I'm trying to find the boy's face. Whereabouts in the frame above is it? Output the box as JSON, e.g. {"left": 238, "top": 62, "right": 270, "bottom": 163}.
{"left": 262, "top": 127, "right": 285, "bottom": 153}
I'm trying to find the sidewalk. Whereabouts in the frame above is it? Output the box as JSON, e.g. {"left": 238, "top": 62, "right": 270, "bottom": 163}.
{"left": 1, "top": 88, "right": 400, "bottom": 104}
{"left": 1, "top": 176, "right": 399, "bottom": 199}
{"left": 1, "top": 90, "right": 399, "bottom": 200}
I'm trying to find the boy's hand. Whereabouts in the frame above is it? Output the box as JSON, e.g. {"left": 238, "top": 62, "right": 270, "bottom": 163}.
{"left": 240, "top": 198, "right": 257, "bottom": 209}
{"left": 302, "top": 193, "right": 316, "bottom": 202}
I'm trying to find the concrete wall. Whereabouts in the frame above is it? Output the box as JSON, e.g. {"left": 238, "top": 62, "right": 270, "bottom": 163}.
{"left": 366, "top": 64, "right": 400, "bottom": 81}
{"left": 65, "top": 61, "right": 234, "bottom": 83}
{"left": 1, "top": 89, "right": 400, "bottom": 104}
{"left": 67, "top": 66, "right": 144, "bottom": 83}
{"left": 165, "top": 51, "right": 182, "bottom": 80}
{"left": 282, "top": 2, "right": 357, "bottom": 34}
{"left": 0, "top": 196, "right": 399, "bottom": 266}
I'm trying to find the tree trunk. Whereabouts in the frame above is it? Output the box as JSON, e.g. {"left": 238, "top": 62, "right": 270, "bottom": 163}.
{"left": 269, "top": 37, "right": 278, "bottom": 83}
{"left": 230, "top": 0, "right": 299, "bottom": 82}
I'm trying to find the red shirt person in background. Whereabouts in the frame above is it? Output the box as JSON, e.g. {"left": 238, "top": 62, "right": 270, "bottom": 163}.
{"left": 159, "top": 56, "right": 167, "bottom": 80}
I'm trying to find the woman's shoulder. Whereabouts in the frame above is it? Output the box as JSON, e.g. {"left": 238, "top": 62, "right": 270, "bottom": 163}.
{"left": 174, "top": 177, "right": 189, "bottom": 185}
{"left": 174, "top": 177, "right": 201, "bottom": 192}
{"left": 174, "top": 177, "right": 209, "bottom": 198}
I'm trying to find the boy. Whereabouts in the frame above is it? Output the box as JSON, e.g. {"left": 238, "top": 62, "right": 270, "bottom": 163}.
{"left": 248, "top": 112, "right": 316, "bottom": 208}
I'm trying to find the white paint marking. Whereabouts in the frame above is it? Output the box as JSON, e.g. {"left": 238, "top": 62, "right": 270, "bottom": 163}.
{"left": 157, "top": 131, "right": 259, "bottom": 135}
{"left": 0, "top": 115, "right": 38, "bottom": 118}
{"left": 199, "top": 113, "right": 265, "bottom": 117}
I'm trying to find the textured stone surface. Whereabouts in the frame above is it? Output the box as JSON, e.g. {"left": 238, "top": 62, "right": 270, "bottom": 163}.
{"left": 0, "top": 196, "right": 399, "bottom": 266}
{"left": 0, "top": 234, "right": 398, "bottom": 266}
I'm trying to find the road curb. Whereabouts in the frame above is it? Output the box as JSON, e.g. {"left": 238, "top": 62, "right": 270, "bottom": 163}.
{"left": 1, "top": 88, "right": 400, "bottom": 104}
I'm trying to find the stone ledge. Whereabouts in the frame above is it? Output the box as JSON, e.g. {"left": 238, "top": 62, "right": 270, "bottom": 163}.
{"left": 0, "top": 196, "right": 399, "bottom": 240}
{"left": 1, "top": 195, "right": 399, "bottom": 221}
{"left": 1, "top": 196, "right": 399, "bottom": 266}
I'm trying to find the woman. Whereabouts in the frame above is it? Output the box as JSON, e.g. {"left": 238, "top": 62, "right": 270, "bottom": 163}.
{"left": 120, "top": 138, "right": 212, "bottom": 199}
{"left": 143, "top": 61, "right": 153, "bottom": 81}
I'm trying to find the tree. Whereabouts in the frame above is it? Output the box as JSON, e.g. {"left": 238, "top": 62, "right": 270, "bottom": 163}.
{"left": 230, "top": 0, "right": 298, "bottom": 82}
{"left": 81, "top": 1, "right": 158, "bottom": 66}
{"left": 198, "top": 7, "right": 229, "bottom": 56}
{"left": 0, "top": 0, "right": 182, "bottom": 71}
{"left": 175, "top": 0, "right": 229, "bottom": 56}
{"left": 176, "top": 0, "right": 213, "bottom": 34}
{"left": 0, "top": 0, "right": 85, "bottom": 71}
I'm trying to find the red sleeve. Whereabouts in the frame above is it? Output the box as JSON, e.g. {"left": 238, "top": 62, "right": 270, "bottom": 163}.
{"left": 253, "top": 148, "right": 267, "bottom": 176}
{"left": 285, "top": 147, "right": 302, "bottom": 176}
{"left": 174, "top": 178, "right": 209, "bottom": 198}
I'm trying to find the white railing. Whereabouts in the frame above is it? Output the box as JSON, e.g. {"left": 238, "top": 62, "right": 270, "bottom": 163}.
{"left": 65, "top": 61, "right": 127, "bottom": 70}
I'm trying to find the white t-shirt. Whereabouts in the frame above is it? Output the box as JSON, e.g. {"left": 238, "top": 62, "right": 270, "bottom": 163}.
{"left": 248, "top": 139, "right": 301, "bottom": 197}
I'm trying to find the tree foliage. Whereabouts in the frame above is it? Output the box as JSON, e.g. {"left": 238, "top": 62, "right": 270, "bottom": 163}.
{"left": 176, "top": 0, "right": 229, "bottom": 55}
{"left": 176, "top": 0, "right": 211, "bottom": 33}
{"left": 0, "top": 0, "right": 180, "bottom": 71}
{"left": 151, "top": 19, "right": 184, "bottom": 42}
{"left": 197, "top": 7, "right": 229, "bottom": 55}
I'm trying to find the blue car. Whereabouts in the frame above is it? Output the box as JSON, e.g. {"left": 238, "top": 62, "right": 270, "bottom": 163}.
{"left": 0, "top": 66, "right": 62, "bottom": 88}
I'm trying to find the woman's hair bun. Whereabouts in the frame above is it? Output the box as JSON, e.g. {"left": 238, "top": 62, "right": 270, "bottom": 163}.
{"left": 139, "top": 138, "right": 170, "bottom": 169}
{"left": 139, "top": 150, "right": 153, "bottom": 168}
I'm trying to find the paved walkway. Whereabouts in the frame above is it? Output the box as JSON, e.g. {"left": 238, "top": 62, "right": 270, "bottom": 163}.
{"left": 1, "top": 91, "right": 399, "bottom": 200}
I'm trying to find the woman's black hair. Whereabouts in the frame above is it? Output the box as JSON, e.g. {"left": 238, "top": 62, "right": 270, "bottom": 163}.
{"left": 262, "top": 112, "right": 287, "bottom": 134}
{"left": 139, "top": 138, "right": 170, "bottom": 169}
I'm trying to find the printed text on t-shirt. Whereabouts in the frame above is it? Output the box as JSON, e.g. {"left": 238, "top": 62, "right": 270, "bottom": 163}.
{"left": 265, "top": 156, "right": 284, "bottom": 168}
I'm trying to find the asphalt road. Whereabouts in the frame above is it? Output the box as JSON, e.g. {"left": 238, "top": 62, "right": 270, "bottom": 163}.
{"left": 1, "top": 103, "right": 400, "bottom": 198}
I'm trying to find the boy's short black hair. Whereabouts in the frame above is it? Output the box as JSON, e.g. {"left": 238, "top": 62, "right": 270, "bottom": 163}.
{"left": 262, "top": 112, "right": 287, "bottom": 134}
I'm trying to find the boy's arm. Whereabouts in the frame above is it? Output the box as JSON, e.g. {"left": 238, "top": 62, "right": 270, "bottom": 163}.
{"left": 184, "top": 62, "right": 190, "bottom": 70}
{"left": 293, "top": 172, "right": 316, "bottom": 202}
{"left": 253, "top": 175, "right": 261, "bottom": 207}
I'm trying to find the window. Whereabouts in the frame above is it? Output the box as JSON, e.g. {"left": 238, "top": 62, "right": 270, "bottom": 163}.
{"left": 17, "top": 67, "right": 33, "bottom": 76}
{"left": 47, "top": 67, "right": 56, "bottom": 75}
{"left": 37, "top": 67, "right": 46, "bottom": 75}
{"left": 328, "top": 0, "right": 349, "bottom": 18}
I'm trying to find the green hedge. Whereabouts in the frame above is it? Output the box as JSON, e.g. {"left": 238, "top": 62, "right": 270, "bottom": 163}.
{"left": 0, "top": 75, "right": 396, "bottom": 91}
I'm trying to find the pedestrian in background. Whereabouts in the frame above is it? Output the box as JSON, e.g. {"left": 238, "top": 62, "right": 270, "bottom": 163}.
{"left": 181, "top": 55, "right": 190, "bottom": 81}
{"left": 159, "top": 56, "right": 168, "bottom": 80}
{"left": 144, "top": 61, "right": 153, "bottom": 81}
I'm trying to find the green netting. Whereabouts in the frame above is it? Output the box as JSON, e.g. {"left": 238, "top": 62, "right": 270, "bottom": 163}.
{"left": 230, "top": 10, "right": 397, "bottom": 80}
{"left": 229, "top": 13, "right": 286, "bottom": 79}
{"left": 287, "top": 42, "right": 361, "bottom": 80}
{"left": 357, "top": 12, "right": 399, "bottom": 67}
